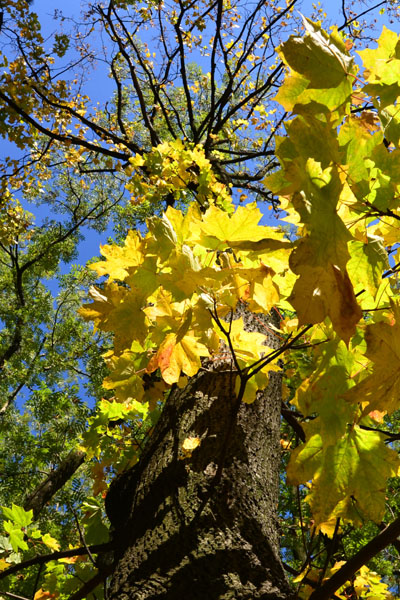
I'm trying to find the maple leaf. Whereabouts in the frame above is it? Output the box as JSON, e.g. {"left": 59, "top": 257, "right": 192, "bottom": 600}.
{"left": 79, "top": 284, "right": 148, "bottom": 348}
{"left": 162, "top": 204, "right": 202, "bottom": 246}
{"left": 344, "top": 303, "right": 400, "bottom": 415}
{"left": 353, "top": 566, "right": 395, "bottom": 600}
{"left": 42, "top": 533, "right": 60, "bottom": 551}
{"left": 289, "top": 257, "right": 362, "bottom": 344}
{"left": 181, "top": 436, "right": 201, "bottom": 458}
{"left": 347, "top": 237, "right": 389, "bottom": 300}
{"left": 146, "top": 331, "right": 209, "bottom": 385}
{"left": 277, "top": 18, "right": 354, "bottom": 113}
{"left": 91, "top": 462, "right": 108, "bottom": 497}
{"left": 34, "top": 590, "right": 57, "bottom": 600}
{"left": 291, "top": 334, "right": 360, "bottom": 443}
{"left": 223, "top": 317, "right": 273, "bottom": 366}
{"left": 286, "top": 160, "right": 362, "bottom": 342}
{"left": 359, "top": 27, "right": 400, "bottom": 106}
{"left": 338, "top": 115, "right": 383, "bottom": 183}
{"left": 379, "top": 105, "right": 400, "bottom": 147}
{"left": 90, "top": 230, "right": 144, "bottom": 281}
{"left": 219, "top": 263, "right": 280, "bottom": 313}
{"left": 198, "top": 202, "right": 270, "bottom": 249}
{"left": 102, "top": 349, "right": 146, "bottom": 403}
{"left": 288, "top": 422, "right": 400, "bottom": 534}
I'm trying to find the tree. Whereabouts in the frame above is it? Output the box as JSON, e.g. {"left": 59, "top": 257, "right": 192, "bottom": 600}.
{"left": 1, "top": 1, "right": 400, "bottom": 599}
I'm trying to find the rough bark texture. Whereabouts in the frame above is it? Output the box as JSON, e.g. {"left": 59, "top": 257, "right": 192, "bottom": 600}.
{"left": 105, "top": 310, "right": 293, "bottom": 599}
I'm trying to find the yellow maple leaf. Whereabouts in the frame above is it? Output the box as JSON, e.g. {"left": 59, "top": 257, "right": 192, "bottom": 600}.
{"left": 146, "top": 332, "right": 209, "bottom": 384}
{"left": 90, "top": 230, "right": 144, "bottom": 281}
{"left": 289, "top": 246, "right": 362, "bottom": 344}
{"left": 226, "top": 263, "right": 280, "bottom": 313}
{"left": 34, "top": 590, "right": 57, "bottom": 600}
{"left": 42, "top": 533, "right": 60, "bottom": 551}
{"left": 287, "top": 422, "right": 400, "bottom": 533}
{"left": 222, "top": 317, "right": 274, "bottom": 366}
{"left": 79, "top": 283, "right": 148, "bottom": 347}
{"left": 199, "top": 202, "right": 269, "bottom": 246}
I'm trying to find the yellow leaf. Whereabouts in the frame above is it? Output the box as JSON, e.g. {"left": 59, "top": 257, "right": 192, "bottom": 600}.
{"left": 146, "top": 332, "right": 209, "bottom": 384}
{"left": 79, "top": 283, "right": 148, "bottom": 347}
{"left": 287, "top": 422, "right": 400, "bottom": 532}
{"left": 222, "top": 318, "right": 275, "bottom": 366}
{"left": 34, "top": 590, "right": 57, "bottom": 600}
{"left": 41, "top": 533, "right": 60, "bottom": 551}
{"left": 0, "top": 558, "right": 10, "bottom": 571}
{"left": 182, "top": 436, "right": 201, "bottom": 457}
{"left": 199, "top": 202, "right": 269, "bottom": 246}
{"left": 90, "top": 230, "right": 144, "bottom": 281}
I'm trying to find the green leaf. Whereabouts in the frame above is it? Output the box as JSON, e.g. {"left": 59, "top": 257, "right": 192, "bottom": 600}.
{"left": 2, "top": 504, "right": 33, "bottom": 528}
{"left": 277, "top": 19, "right": 354, "bottom": 114}
{"left": 30, "top": 529, "right": 42, "bottom": 539}
{"left": 344, "top": 303, "right": 400, "bottom": 416}
{"left": 347, "top": 237, "right": 389, "bottom": 298}
{"left": 279, "top": 18, "right": 353, "bottom": 88}
{"left": 3, "top": 522, "right": 28, "bottom": 553}
{"left": 288, "top": 424, "right": 400, "bottom": 535}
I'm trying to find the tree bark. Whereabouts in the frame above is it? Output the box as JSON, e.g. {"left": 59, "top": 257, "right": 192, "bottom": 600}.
{"left": 105, "top": 311, "right": 293, "bottom": 599}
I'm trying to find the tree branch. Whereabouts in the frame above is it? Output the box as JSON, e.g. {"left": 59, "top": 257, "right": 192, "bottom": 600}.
{"left": 0, "top": 90, "right": 130, "bottom": 162}
{"left": 24, "top": 450, "right": 86, "bottom": 520}
{"left": 309, "top": 516, "right": 400, "bottom": 600}
{"left": 0, "top": 542, "right": 114, "bottom": 582}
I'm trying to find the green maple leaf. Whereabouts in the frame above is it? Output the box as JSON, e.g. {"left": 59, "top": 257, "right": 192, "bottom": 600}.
{"left": 2, "top": 504, "right": 33, "bottom": 528}
{"left": 3, "top": 523, "right": 28, "bottom": 553}
{"left": 102, "top": 350, "right": 146, "bottom": 403}
{"left": 338, "top": 115, "right": 383, "bottom": 183}
{"left": 287, "top": 423, "right": 400, "bottom": 535}
{"left": 279, "top": 18, "right": 353, "bottom": 88}
{"left": 345, "top": 303, "right": 400, "bottom": 416}
{"left": 292, "top": 335, "right": 359, "bottom": 443}
{"left": 286, "top": 160, "right": 362, "bottom": 342}
{"left": 347, "top": 237, "right": 389, "bottom": 299}
{"left": 379, "top": 104, "right": 400, "bottom": 147}
{"left": 277, "top": 18, "right": 354, "bottom": 114}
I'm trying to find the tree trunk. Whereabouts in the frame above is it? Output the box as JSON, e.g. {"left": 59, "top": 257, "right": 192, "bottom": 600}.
{"left": 105, "top": 312, "right": 293, "bottom": 599}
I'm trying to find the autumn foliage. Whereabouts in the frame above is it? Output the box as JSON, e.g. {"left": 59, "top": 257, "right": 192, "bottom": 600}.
{"left": 2, "top": 1, "right": 400, "bottom": 599}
